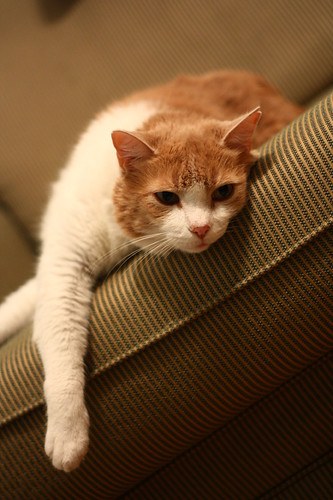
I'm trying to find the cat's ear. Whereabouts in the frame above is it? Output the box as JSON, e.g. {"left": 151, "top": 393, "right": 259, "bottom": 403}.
{"left": 111, "top": 130, "right": 154, "bottom": 171}
{"left": 222, "top": 107, "right": 262, "bottom": 154}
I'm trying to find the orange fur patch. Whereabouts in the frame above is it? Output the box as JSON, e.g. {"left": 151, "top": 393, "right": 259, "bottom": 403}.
{"left": 112, "top": 71, "right": 303, "bottom": 238}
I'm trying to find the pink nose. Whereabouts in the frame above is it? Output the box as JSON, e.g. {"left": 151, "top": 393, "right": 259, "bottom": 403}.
{"left": 190, "top": 224, "right": 210, "bottom": 239}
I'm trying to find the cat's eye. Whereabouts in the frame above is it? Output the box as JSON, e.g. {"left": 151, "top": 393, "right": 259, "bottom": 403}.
{"left": 212, "top": 184, "right": 234, "bottom": 201}
{"left": 154, "top": 191, "right": 180, "bottom": 206}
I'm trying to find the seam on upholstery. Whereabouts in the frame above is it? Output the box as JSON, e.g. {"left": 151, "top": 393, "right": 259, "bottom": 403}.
{"left": 90, "top": 216, "right": 333, "bottom": 379}
{"left": 123, "top": 351, "right": 333, "bottom": 498}
{"left": 259, "top": 450, "right": 333, "bottom": 498}
{"left": 0, "top": 399, "right": 44, "bottom": 427}
{"left": 1, "top": 218, "right": 331, "bottom": 427}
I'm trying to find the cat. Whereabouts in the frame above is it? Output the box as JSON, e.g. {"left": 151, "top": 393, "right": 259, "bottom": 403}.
{"left": 0, "top": 70, "right": 303, "bottom": 472}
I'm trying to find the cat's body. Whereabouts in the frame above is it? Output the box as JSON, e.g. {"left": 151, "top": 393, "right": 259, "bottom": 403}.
{"left": 0, "top": 71, "right": 303, "bottom": 472}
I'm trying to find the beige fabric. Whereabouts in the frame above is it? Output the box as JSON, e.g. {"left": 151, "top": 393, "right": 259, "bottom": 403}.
{"left": 0, "top": 212, "right": 35, "bottom": 301}
{"left": 0, "top": 94, "right": 332, "bottom": 498}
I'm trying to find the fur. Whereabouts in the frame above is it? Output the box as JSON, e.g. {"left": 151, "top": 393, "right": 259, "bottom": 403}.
{"left": 0, "top": 71, "right": 303, "bottom": 471}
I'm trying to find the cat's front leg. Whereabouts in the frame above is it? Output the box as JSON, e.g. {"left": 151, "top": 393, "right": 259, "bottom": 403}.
{"left": 34, "top": 256, "right": 96, "bottom": 472}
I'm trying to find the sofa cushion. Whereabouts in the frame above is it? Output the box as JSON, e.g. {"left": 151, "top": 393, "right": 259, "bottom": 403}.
{"left": 0, "top": 93, "right": 332, "bottom": 497}
{"left": 127, "top": 353, "right": 333, "bottom": 498}
{"left": 0, "top": 211, "right": 35, "bottom": 301}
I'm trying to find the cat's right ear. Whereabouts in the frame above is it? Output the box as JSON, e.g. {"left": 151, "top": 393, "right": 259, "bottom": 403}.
{"left": 111, "top": 130, "right": 154, "bottom": 171}
{"left": 222, "top": 107, "right": 262, "bottom": 155}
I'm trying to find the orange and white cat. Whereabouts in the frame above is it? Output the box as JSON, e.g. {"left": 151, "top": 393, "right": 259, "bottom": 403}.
{"left": 0, "top": 71, "right": 302, "bottom": 471}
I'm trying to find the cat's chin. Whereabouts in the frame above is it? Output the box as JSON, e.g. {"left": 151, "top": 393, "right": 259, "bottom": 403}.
{"left": 180, "top": 242, "right": 211, "bottom": 254}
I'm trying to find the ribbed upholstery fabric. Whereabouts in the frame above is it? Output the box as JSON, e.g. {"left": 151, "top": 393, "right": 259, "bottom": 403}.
{"left": 0, "top": 212, "right": 35, "bottom": 302}
{"left": 126, "top": 354, "right": 333, "bottom": 499}
{"left": 0, "top": 96, "right": 332, "bottom": 497}
{"left": 264, "top": 452, "right": 333, "bottom": 499}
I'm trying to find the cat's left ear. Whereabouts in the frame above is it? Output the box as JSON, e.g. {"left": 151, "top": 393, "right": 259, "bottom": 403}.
{"left": 111, "top": 130, "right": 155, "bottom": 171}
{"left": 222, "top": 107, "right": 262, "bottom": 155}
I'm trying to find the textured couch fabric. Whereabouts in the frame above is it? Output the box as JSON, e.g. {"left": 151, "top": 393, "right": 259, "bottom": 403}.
{"left": 1, "top": 0, "right": 333, "bottom": 497}
{"left": 1, "top": 94, "right": 332, "bottom": 498}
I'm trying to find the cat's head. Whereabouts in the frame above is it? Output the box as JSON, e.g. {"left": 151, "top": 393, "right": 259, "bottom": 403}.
{"left": 112, "top": 108, "right": 261, "bottom": 254}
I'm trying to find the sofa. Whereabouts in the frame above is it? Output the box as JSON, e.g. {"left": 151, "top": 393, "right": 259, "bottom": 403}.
{"left": 0, "top": 0, "right": 332, "bottom": 498}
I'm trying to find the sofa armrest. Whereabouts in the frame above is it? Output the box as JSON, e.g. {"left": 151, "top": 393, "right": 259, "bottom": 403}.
{"left": 1, "top": 94, "right": 332, "bottom": 497}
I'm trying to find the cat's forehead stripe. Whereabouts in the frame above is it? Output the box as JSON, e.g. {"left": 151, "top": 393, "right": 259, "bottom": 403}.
{"left": 176, "top": 156, "right": 216, "bottom": 189}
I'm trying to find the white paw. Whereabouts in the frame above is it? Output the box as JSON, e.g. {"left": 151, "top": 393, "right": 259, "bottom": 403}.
{"left": 45, "top": 405, "right": 89, "bottom": 472}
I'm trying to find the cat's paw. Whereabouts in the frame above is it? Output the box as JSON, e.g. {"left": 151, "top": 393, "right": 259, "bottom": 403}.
{"left": 45, "top": 405, "right": 89, "bottom": 472}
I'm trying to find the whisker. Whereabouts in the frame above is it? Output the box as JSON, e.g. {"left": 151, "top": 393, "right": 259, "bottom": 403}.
{"left": 127, "top": 238, "right": 174, "bottom": 276}
{"left": 149, "top": 240, "right": 175, "bottom": 268}
{"left": 124, "top": 239, "right": 167, "bottom": 276}
{"left": 99, "top": 237, "right": 163, "bottom": 282}
{"left": 102, "top": 246, "right": 142, "bottom": 282}
{"left": 117, "top": 239, "right": 162, "bottom": 275}
{"left": 89, "top": 232, "right": 167, "bottom": 276}
{"left": 140, "top": 240, "right": 172, "bottom": 270}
